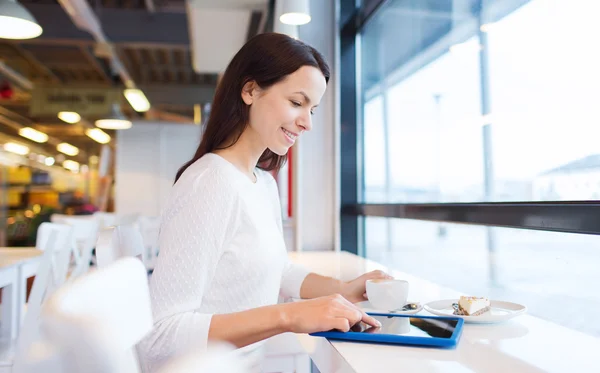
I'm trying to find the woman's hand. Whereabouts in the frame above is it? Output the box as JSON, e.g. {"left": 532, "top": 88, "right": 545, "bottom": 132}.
{"left": 341, "top": 270, "right": 394, "bottom": 303}
{"left": 281, "top": 294, "right": 382, "bottom": 334}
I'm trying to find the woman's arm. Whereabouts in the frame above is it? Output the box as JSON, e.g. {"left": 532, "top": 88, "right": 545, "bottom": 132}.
{"left": 278, "top": 257, "right": 393, "bottom": 304}
{"left": 299, "top": 272, "right": 345, "bottom": 299}
{"left": 209, "top": 294, "right": 382, "bottom": 348}
{"left": 299, "top": 270, "right": 393, "bottom": 303}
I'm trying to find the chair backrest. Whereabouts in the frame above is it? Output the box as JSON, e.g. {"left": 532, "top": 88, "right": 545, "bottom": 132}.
{"left": 39, "top": 257, "right": 153, "bottom": 373}
{"left": 117, "top": 213, "right": 140, "bottom": 226}
{"left": 50, "top": 214, "right": 100, "bottom": 277}
{"left": 136, "top": 216, "right": 160, "bottom": 268}
{"left": 33, "top": 222, "right": 74, "bottom": 298}
{"left": 92, "top": 212, "right": 118, "bottom": 229}
{"left": 12, "top": 223, "right": 74, "bottom": 372}
{"left": 93, "top": 212, "right": 140, "bottom": 229}
{"left": 95, "top": 225, "right": 145, "bottom": 268}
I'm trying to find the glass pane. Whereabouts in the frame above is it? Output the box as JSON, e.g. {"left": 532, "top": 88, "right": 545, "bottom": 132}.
{"left": 360, "top": 0, "right": 600, "bottom": 202}
{"left": 385, "top": 46, "right": 483, "bottom": 202}
{"left": 487, "top": 0, "right": 600, "bottom": 200}
{"left": 365, "top": 217, "right": 600, "bottom": 337}
{"left": 360, "top": 0, "right": 485, "bottom": 203}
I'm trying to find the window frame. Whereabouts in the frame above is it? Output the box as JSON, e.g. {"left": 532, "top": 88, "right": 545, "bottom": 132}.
{"left": 339, "top": 0, "right": 600, "bottom": 255}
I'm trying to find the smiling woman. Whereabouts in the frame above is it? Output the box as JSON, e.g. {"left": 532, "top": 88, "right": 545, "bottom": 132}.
{"left": 174, "top": 32, "right": 330, "bottom": 183}
{"left": 139, "top": 32, "right": 392, "bottom": 373}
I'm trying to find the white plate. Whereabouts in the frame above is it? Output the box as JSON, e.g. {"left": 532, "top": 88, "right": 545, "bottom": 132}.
{"left": 424, "top": 299, "right": 527, "bottom": 324}
{"left": 356, "top": 300, "right": 423, "bottom": 315}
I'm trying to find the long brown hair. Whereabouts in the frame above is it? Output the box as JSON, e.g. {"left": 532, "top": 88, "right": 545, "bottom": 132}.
{"left": 174, "top": 32, "right": 330, "bottom": 183}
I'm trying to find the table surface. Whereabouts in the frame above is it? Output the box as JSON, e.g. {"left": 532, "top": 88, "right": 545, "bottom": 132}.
{"left": 289, "top": 251, "right": 600, "bottom": 373}
{"left": 0, "top": 247, "right": 42, "bottom": 270}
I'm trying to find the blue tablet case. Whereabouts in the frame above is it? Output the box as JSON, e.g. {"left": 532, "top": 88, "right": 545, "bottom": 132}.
{"left": 310, "top": 313, "right": 464, "bottom": 348}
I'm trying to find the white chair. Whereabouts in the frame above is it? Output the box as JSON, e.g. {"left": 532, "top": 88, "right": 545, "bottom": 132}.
{"left": 31, "top": 223, "right": 74, "bottom": 297}
{"left": 93, "top": 212, "right": 140, "bottom": 230}
{"left": 0, "top": 222, "right": 73, "bottom": 336}
{"left": 136, "top": 216, "right": 160, "bottom": 270}
{"left": 0, "top": 223, "right": 74, "bottom": 373}
{"left": 91, "top": 212, "right": 118, "bottom": 230}
{"left": 50, "top": 215, "right": 99, "bottom": 277}
{"left": 39, "top": 257, "right": 152, "bottom": 373}
{"left": 95, "top": 226, "right": 145, "bottom": 268}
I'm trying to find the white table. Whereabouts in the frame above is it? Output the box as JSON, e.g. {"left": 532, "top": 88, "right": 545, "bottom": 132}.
{"left": 289, "top": 251, "right": 600, "bottom": 373}
{"left": 0, "top": 247, "right": 42, "bottom": 340}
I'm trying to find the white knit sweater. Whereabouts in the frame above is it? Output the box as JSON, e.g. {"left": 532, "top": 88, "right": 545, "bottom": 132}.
{"left": 138, "top": 153, "right": 310, "bottom": 372}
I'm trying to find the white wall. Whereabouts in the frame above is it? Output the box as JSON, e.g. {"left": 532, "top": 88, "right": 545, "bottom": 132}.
{"left": 296, "top": 0, "right": 338, "bottom": 251}
{"left": 115, "top": 122, "right": 201, "bottom": 216}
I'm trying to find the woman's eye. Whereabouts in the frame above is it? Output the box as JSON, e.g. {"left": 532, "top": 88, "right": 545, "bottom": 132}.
{"left": 310, "top": 110, "right": 315, "bottom": 116}
{"left": 291, "top": 101, "right": 301, "bottom": 107}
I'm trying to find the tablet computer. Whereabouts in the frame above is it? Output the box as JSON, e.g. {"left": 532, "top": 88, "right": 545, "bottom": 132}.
{"left": 310, "top": 313, "right": 464, "bottom": 348}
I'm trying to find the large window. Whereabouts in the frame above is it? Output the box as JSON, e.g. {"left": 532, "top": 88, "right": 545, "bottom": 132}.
{"left": 343, "top": 0, "right": 600, "bottom": 337}
{"left": 363, "top": 0, "right": 600, "bottom": 204}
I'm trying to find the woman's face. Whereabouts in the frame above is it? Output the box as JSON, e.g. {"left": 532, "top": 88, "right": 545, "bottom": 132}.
{"left": 242, "top": 65, "right": 327, "bottom": 155}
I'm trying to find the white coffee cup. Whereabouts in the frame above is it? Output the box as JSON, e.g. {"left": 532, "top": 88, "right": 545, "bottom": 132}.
{"left": 366, "top": 279, "right": 409, "bottom": 311}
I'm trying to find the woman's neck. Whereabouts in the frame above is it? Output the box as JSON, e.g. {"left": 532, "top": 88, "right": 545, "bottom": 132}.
{"left": 213, "top": 128, "right": 265, "bottom": 182}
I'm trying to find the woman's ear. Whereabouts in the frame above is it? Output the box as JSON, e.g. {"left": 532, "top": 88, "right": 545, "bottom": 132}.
{"left": 241, "top": 80, "right": 258, "bottom": 105}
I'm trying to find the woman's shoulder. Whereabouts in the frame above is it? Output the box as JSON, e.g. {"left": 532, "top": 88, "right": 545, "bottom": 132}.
{"left": 163, "top": 155, "right": 242, "bottom": 220}
{"left": 175, "top": 154, "right": 240, "bottom": 194}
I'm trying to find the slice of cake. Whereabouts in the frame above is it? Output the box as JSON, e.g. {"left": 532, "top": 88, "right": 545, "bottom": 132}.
{"left": 457, "top": 296, "right": 490, "bottom": 316}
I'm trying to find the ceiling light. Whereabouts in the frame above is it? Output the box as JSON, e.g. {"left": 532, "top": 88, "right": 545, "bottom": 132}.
{"left": 279, "top": 0, "right": 311, "bottom": 25}
{"left": 95, "top": 103, "right": 132, "bottom": 130}
{"left": 44, "top": 156, "right": 55, "bottom": 166}
{"left": 124, "top": 88, "right": 151, "bottom": 112}
{"left": 19, "top": 127, "right": 48, "bottom": 143}
{"left": 85, "top": 128, "right": 111, "bottom": 144}
{"left": 0, "top": 0, "right": 43, "bottom": 40}
{"left": 58, "top": 111, "right": 81, "bottom": 124}
{"left": 63, "top": 159, "right": 79, "bottom": 172}
{"left": 57, "top": 142, "right": 79, "bottom": 156}
{"left": 3, "top": 142, "right": 29, "bottom": 155}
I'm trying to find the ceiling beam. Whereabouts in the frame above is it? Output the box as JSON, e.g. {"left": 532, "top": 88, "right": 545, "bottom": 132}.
{"left": 246, "top": 10, "right": 263, "bottom": 41}
{"left": 21, "top": 4, "right": 189, "bottom": 45}
{"left": 0, "top": 61, "right": 34, "bottom": 90}
{"left": 79, "top": 45, "right": 114, "bottom": 84}
{"left": 15, "top": 45, "right": 62, "bottom": 84}
{"left": 139, "top": 84, "right": 215, "bottom": 106}
{"left": 145, "top": 108, "right": 193, "bottom": 123}
{"left": 263, "top": 0, "right": 275, "bottom": 33}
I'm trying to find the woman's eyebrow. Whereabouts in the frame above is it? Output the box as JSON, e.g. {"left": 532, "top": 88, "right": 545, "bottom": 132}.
{"left": 293, "top": 91, "right": 311, "bottom": 105}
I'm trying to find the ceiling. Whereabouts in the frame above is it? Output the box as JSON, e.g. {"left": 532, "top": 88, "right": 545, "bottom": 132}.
{"left": 0, "top": 0, "right": 274, "bottom": 163}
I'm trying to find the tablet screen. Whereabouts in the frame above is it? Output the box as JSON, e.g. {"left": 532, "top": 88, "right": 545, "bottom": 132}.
{"left": 350, "top": 315, "right": 458, "bottom": 339}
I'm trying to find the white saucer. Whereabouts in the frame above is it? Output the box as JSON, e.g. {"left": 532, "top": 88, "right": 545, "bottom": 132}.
{"left": 356, "top": 301, "right": 423, "bottom": 315}
{"left": 424, "top": 299, "right": 527, "bottom": 324}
